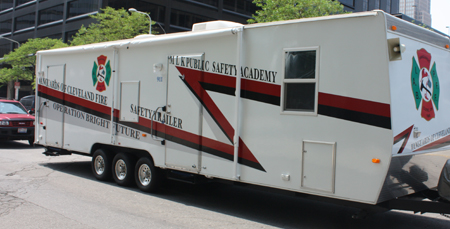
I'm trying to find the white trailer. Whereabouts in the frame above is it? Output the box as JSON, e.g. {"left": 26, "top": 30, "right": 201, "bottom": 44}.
{"left": 35, "top": 11, "right": 450, "bottom": 216}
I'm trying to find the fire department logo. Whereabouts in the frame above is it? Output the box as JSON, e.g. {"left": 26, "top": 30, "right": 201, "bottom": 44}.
{"left": 411, "top": 49, "right": 440, "bottom": 121}
{"left": 92, "top": 55, "right": 111, "bottom": 92}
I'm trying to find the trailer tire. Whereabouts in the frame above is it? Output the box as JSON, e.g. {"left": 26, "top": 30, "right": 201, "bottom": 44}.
{"left": 92, "top": 149, "right": 112, "bottom": 181}
{"left": 112, "top": 153, "right": 135, "bottom": 186}
{"left": 135, "top": 157, "right": 161, "bottom": 192}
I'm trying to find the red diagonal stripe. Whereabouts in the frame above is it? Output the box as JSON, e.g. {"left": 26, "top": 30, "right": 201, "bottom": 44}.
{"left": 176, "top": 66, "right": 261, "bottom": 164}
{"left": 319, "top": 92, "right": 391, "bottom": 117}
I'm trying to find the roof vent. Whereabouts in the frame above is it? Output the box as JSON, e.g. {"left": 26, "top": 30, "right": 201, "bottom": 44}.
{"left": 192, "top": 20, "right": 243, "bottom": 31}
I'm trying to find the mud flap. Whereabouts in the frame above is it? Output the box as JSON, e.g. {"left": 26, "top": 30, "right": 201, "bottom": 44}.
{"left": 438, "top": 159, "right": 450, "bottom": 202}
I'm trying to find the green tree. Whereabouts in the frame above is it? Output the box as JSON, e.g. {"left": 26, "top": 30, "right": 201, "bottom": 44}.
{"left": 248, "top": 0, "right": 346, "bottom": 23}
{"left": 70, "top": 7, "right": 155, "bottom": 46}
{"left": 0, "top": 38, "right": 68, "bottom": 89}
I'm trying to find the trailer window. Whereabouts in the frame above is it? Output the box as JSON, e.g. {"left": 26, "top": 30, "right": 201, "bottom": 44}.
{"left": 282, "top": 48, "right": 319, "bottom": 115}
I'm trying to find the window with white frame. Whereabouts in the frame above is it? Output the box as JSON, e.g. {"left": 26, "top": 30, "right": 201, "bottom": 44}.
{"left": 282, "top": 48, "right": 319, "bottom": 114}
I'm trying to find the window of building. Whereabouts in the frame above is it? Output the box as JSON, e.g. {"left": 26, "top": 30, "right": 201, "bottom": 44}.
{"left": 340, "top": 0, "right": 354, "bottom": 7}
{"left": 171, "top": 9, "right": 213, "bottom": 29}
{"left": 46, "top": 33, "right": 62, "bottom": 39}
{"left": 67, "top": 0, "right": 99, "bottom": 18}
{"left": 14, "top": 13, "right": 35, "bottom": 31}
{"left": 109, "top": 0, "right": 166, "bottom": 22}
{"left": 16, "top": 0, "right": 33, "bottom": 6}
{"left": 0, "top": 43, "right": 10, "bottom": 57}
{"left": 0, "top": 19, "right": 11, "bottom": 34}
{"left": 282, "top": 48, "right": 319, "bottom": 114}
{"left": 39, "top": 4, "right": 63, "bottom": 25}
{"left": 374, "top": 0, "right": 381, "bottom": 9}
{"left": 0, "top": 0, "right": 13, "bottom": 11}
{"left": 64, "top": 30, "right": 77, "bottom": 43}
{"left": 223, "top": 0, "right": 257, "bottom": 15}
{"left": 386, "top": 0, "right": 391, "bottom": 13}
{"left": 362, "top": 0, "right": 369, "bottom": 11}
{"left": 190, "top": 0, "right": 218, "bottom": 7}
{"left": 136, "top": 2, "right": 166, "bottom": 22}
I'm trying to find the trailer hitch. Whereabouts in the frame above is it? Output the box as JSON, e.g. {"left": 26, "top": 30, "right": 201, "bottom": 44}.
{"left": 42, "top": 147, "right": 72, "bottom": 156}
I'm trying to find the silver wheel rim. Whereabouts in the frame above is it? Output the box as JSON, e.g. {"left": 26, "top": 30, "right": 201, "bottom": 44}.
{"left": 138, "top": 164, "right": 152, "bottom": 186}
{"left": 115, "top": 159, "right": 127, "bottom": 180}
{"left": 94, "top": 155, "right": 105, "bottom": 175}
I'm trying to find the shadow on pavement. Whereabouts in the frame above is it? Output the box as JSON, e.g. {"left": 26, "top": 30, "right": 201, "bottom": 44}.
{"left": 40, "top": 160, "right": 450, "bottom": 229}
{"left": 0, "top": 140, "right": 42, "bottom": 150}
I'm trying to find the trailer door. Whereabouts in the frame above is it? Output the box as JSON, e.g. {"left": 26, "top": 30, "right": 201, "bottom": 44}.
{"left": 44, "top": 64, "right": 66, "bottom": 148}
{"left": 165, "top": 54, "right": 204, "bottom": 173}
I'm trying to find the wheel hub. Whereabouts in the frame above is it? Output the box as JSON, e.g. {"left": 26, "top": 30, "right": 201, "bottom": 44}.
{"left": 138, "top": 164, "right": 152, "bottom": 186}
{"left": 115, "top": 159, "right": 127, "bottom": 180}
{"left": 94, "top": 156, "right": 105, "bottom": 175}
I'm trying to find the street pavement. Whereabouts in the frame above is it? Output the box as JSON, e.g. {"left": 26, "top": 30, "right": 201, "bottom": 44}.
{"left": 1, "top": 140, "right": 450, "bottom": 229}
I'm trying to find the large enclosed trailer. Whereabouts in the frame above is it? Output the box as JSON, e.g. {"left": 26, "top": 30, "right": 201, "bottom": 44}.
{"left": 35, "top": 11, "right": 450, "bottom": 216}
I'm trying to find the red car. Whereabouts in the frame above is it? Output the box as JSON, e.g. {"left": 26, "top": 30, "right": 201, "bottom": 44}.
{"left": 0, "top": 99, "right": 35, "bottom": 145}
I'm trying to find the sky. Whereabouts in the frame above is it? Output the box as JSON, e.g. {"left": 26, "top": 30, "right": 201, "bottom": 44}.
{"left": 430, "top": 0, "right": 450, "bottom": 35}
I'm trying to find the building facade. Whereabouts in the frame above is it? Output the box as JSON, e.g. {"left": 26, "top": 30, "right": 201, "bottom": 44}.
{"left": 340, "top": 0, "right": 399, "bottom": 13}
{"left": 398, "top": 0, "right": 431, "bottom": 26}
{"left": 0, "top": 0, "right": 399, "bottom": 98}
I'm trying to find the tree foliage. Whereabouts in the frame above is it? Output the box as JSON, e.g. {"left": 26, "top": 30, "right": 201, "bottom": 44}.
{"left": 0, "top": 38, "right": 67, "bottom": 85}
{"left": 0, "top": 7, "right": 153, "bottom": 90}
{"left": 70, "top": 7, "right": 155, "bottom": 46}
{"left": 248, "top": 0, "right": 346, "bottom": 23}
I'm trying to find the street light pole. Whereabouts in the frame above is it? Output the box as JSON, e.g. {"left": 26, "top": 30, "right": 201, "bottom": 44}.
{"left": 128, "top": 8, "right": 152, "bottom": 34}
{"left": 0, "top": 36, "right": 21, "bottom": 100}
{"left": 0, "top": 36, "right": 20, "bottom": 48}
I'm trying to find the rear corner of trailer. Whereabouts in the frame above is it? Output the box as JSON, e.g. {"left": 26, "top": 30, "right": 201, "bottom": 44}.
{"left": 379, "top": 12, "right": 450, "bottom": 204}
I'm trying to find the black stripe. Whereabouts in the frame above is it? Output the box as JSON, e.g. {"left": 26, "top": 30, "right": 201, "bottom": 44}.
{"left": 241, "top": 90, "right": 280, "bottom": 106}
{"left": 199, "top": 82, "right": 280, "bottom": 106}
{"left": 318, "top": 105, "right": 392, "bottom": 129}
{"left": 165, "top": 134, "right": 232, "bottom": 160}
{"left": 162, "top": 132, "right": 264, "bottom": 171}
{"left": 200, "top": 82, "right": 235, "bottom": 96}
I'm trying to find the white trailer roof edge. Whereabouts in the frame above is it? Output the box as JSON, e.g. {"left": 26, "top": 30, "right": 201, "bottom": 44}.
{"left": 243, "top": 10, "right": 379, "bottom": 29}
{"left": 384, "top": 13, "right": 450, "bottom": 50}
{"left": 36, "top": 27, "right": 240, "bottom": 55}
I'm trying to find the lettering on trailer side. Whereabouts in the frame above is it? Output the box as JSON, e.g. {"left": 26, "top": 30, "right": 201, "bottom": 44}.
{"left": 168, "top": 55, "right": 277, "bottom": 83}
{"left": 51, "top": 103, "right": 140, "bottom": 140}
{"left": 38, "top": 77, "right": 108, "bottom": 106}
{"left": 130, "top": 104, "right": 183, "bottom": 129}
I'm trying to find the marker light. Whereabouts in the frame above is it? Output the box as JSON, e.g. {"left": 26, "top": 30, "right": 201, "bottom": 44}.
{"left": 142, "top": 133, "right": 147, "bottom": 137}
{"left": 372, "top": 158, "right": 381, "bottom": 163}
{"left": 391, "top": 25, "right": 397, "bottom": 31}
{"left": 446, "top": 44, "right": 449, "bottom": 49}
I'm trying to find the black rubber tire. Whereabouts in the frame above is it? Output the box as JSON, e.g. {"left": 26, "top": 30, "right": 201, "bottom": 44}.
{"left": 135, "top": 157, "right": 162, "bottom": 192}
{"left": 112, "top": 153, "right": 135, "bottom": 186}
{"left": 91, "top": 149, "right": 112, "bottom": 181}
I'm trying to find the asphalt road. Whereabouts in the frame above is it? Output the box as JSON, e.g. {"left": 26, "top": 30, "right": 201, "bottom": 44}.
{"left": 1, "top": 140, "right": 450, "bottom": 229}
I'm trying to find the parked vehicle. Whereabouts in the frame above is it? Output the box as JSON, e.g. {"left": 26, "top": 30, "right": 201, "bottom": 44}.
{"left": 0, "top": 99, "right": 35, "bottom": 145}
{"left": 19, "top": 95, "right": 35, "bottom": 115}
{"left": 35, "top": 11, "right": 450, "bottom": 217}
